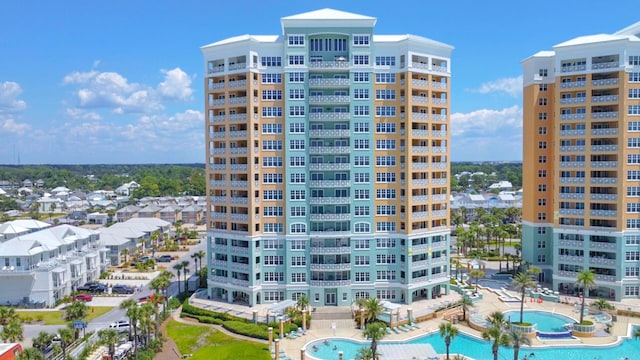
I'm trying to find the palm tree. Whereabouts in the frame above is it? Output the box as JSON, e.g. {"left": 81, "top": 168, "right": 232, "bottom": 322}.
{"left": 120, "top": 299, "right": 140, "bottom": 349}
{"left": 576, "top": 269, "right": 596, "bottom": 323}
{"left": 98, "top": 329, "right": 121, "bottom": 360}
{"left": 512, "top": 272, "right": 536, "bottom": 323}
{"left": 181, "top": 260, "right": 190, "bottom": 292}
{"left": 191, "top": 250, "right": 205, "bottom": 279}
{"left": 137, "top": 303, "right": 154, "bottom": 346}
{"left": 64, "top": 301, "right": 87, "bottom": 339}
{"left": 363, "top": 321, "right": 386, "bottom": 359}
{"left": 56, "top": 328, "right": 74, "bottom": 360}
{"left": 173, "top": 263, "right": 184, "bottom": 293}
{"left": 296, "top": 294, "right": 309, "bottom": 312}
{"left": 150, "top": 274, "right": 171, "bottom": 317}
{"left": 451, "top": 258, "right": 461, "bottom": 282}
{"left": 355, "top": 347, "right": 375, "bottom": 360}
{"left": 32, "top": 331, "right": 53, "bottom": 354}
{"left": 459, "top": 296, "right": 474, "bottom": 323}
{"left": 507, "top": 328, "right": 531, "bottom": 360}
{"left": 17, "top": 348, "right": 44, "bottom": 360}
{"left": 482, "top": 311, "right": 510, "bottom": 360}
{"left": 439, "top": 322, "right": 459, "bottom": 360}
{"left": 362, "top": 298, "right": 384, "bottom": 324}
{"left": 469, "top": 269, "right": 484, "bottom": 291}
{"left": 121, "top": 248, "right": 130, "bottom": 265}
{"left": 591, "top": 298, "right": 613, "bottom": 313}
{"left": 0, "top": 307, "right": 16, "bottom": 326}
{"left": 1, "top": 318, "right": 24, "bottom": 342}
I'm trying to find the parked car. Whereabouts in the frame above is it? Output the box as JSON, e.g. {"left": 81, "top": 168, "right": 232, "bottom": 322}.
{"left": 131, "top": 256, "right": 154, "bottom": 266}
{"left": 74, "top": 294, "right": 93, "bottom": 302}
{"left": 155, "top": 255, "right": 173, "bottom": 263}
{"left": 77, "top": 282, "right": 108, "bottom": 293}
{"left": 112, "top": 285, "right": 134, "bottom": 294}
{"left": 108, "top": 320, "right": 131, "bottom": 333}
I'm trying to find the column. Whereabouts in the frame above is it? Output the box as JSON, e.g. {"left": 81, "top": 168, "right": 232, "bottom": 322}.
{"left": 274, "top": 339, "right": 280, "bottom": 360}
{"left": 302, "top": 309, "right": 307, "bottom": 330}
{"left": 300, "top": 348, "right": 306, "bottom": 360}
{"left": 397, "top": 309, "right": 400, "bottom": 325}
{"left": 268, "top": 327, "right": 273, "bottom": 349}
{"left": 280, "top": 318, "right": 285, "bottom": 339}
{"left": 389, "top": 311, "right": 394, "bottom": 328}
{"left": 253, "top": 310, "right": 258, "bottom": 324}
{"left": 359, "top": 308, "right": 365, "bottom": 329}
{"left": 407, "top": 308, "right": 413, "bottom": 324}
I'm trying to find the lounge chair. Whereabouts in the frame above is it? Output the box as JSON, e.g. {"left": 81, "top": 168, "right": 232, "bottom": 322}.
{"left": 392, "top": 327, "right": 401, "bottom": 334}
{"left": 386, "top": 327, "right": 393, "bottom": 334}
{"left": 410, "top": 322, "right": 421, "bottom": 329}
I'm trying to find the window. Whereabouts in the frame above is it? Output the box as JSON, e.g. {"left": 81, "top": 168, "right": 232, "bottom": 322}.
{"left": 538, "top": 184, "right": 546, "bottom": 192}
{"left": 630, "top": 56, "right": 640, "bottom": 66}
{"left": 376, "top": 270, "right": 396, "bottom": 280}
{"left": 354, "top": 222, "right": 371, "bottom": 233}
{"left": 290, "top": 223, "right": 306, "bottom": 233}
{"left": 629, "top": 105, "right": 640, "bottom": 115}
{"left": 629, "top": 138, "right": 640, "bottom": 148}
{"left": 628, "top": 170, "right": 640, "bottom": 180}
{"left": 628, "top": 203, "right": 640, "bottom": 213}
{"left": 627, "top": 235, "right": 640, "bottom": 245}
{"left": 537, "top": 227, "right": 546, "bottom": 234}
{"left": 354, "top": 239, "right": 370, "bottom": 249}
{"left": 376, "top": 238, "right": 396, "bottom": 248}
{"left": 626, "top": 267, "right": 640, "bottom": 277}
{"left": 289, "top": 106, "right": 305, "bottom": 116}
{"left": 291, "top": 256, "right": 306, "bottom": 266}
{"left": 376, "top": 156, "right": 396, "bottom": 166}
{"left": 291, "top": 240, "right": 306, "bottom": 250}
{"left": 629, "top": 89, "right": 640, "bottom": 99}
{"left": 354, "top": 106, "right": 370, "bottom": 116}
{"left": 263, "top": 223, "right": 283, "bottom": 233}
{"left": 376, "top": 222, "right": 396, "bottom": 232}
{"left": 376, "top": 139, "right": 396, "bottom": 149}
{"left": 291, "top": 273, "right": 306, "bottom": 283}
{"left": 538, "top": 112, "right": 547, "bottom": 120}
{"left": 376, "top": 205, "right": 396, "bottom": 215}
{"left": 625, "top": 286, "right": 639, "bottom": 296}
{"left": 289, "top": 89, "right": 305, "bottom": 99}
{"left": 262, "top": 123, "right": 282, "bottom": 134}
{"left": 354, "top": 156, "right": 370, "bottom": 166}
{"left": 630, "top": 122, "right": 640, "bottom": 131}
{"left": 538, "top": 98, "right": 547, "bottom": 106}
{"left": 355, "top": 255, "right": 370, "bottom": 265}
{"left": 538, "top": 141, "right": 547, "bottom": 149}
{"left": 375, "top": 73, "right": 395, "bottom": 83}
{"left": 354, "top": 88, "right": 369, "bottom": 99}
{"left": 376, "top": 189, "right": 396, "bottom": 199}
{"left": 290, "top": 156, "right": 305, "bottom": 167}
{"left": 375, "top": 89, "right": 396, "bottom": 100}
{"left": 538, "top": 198, "right": 546, "bottom": 206}
{"left": 290, "top": 206, "right": 306, "bottom": 217}
{"left": 355, "top": 272, "right": 370, "bottom": 282}
{"left": 264, "top": 272, "right": 284, "bottom": 282}
{"left": 290, "top": 173, "right": 306, "bottom": 184}
{"left": 629, "top": 154, "right": 640, "bottom": 164}
{"left": 376, "top": 123, "right": 396, "bottom": 133}
{"left": 537, "top": 255, "right": 546, "bottom": 263}
{"left": 354, "top": 206, "right": 370, "bottom": 216}
{"left": 375, "top": 56, "right": 396, "bottom": 66}
{"left": 354, "top": 189, "right": 370, "bottom": 200}
{"left": 261, "top": 56, "right": 282, "bottom": 67}
{"left": 538, "top": 170, "right": 547, "bottom": 178}
{"left": 538, "top": 156, "right": 547, "bottom": 163}
{"left": 354, "top": 139, "right": 369, "bottom": 150}
{"left": 263, "top": 206, "right": 283, "bottom": 216}
{"left": 539, "top": 84, "right": 547, "bottom": 91}
{"left": 263, "top": 190, "right": 283, "bottom": 200}
{"left": 538, "top": 127, "right": 547, "bottom": 135}
{"left": 376, "top": 172, "right": 396, "bottom": 183}
{"left": 537, "top": 240, "right": 546, "bottom": 248}
{"left": 376, "top": 254, "right": 396, "bottom": 264}
{"left": 539, "top": 69, "right": 548, "bottom": 77}
{"left": 288, "top": 34, "right": 304, "bottom": 46}
{"left": 629, "top": 72, "right": 640, "bottom": 82}
{"left": 262, "top": 157, "right": 283, "bottom": 167}
{"left": 262, "top": 107, "right": 282, "bottom": 117}
{"left": 290, "top": 189, "right": 306, "bottom": 200}
{"left": 375, "top": 106, "right": 396, "bottom": 117}
{"left": 262, "top": 73, "right": 282, "bottom": 84}
{"left": 263, "top": 173, "right": 283, "bottom": 183}
{"left": 355, "top": 292, "right": 370, "bottom": 300}
{"left": 288, "top": 55, "right": 304, "bottom": 66}
{"left": 289, "top": 72, "right": 305, "bottom": 83}
{"left": 264, "top": 256, "right": 284, "bottom": 265}
{"left": 354, "top": 55, "right": 369, "bottom": 65}
{"left": 628, "top": 219, "right": 640, "bottom": 229}
{"left": 626, "top": 251, "right": 640, "bottom": 261}
{"left": 353, "top": 72, "right": 370, "bottom": 83}
{"left": 628, "top": 187, "right": 640, "bottom": 196}
{"left": 289, "top": 139, "right": 305, "bottom": 150}
{"left": 289, "top": 123, "right": 305, "bottom": 133}
{"left": 259, "top": 137, "right": 281, "bottom": 155}
{"left": 353, "top": 35, "right": 370, "bottom": 46}
{"left": 376, "top": 290, "right": 396, "bottom": 300}
{"left": 537, "top": 212, "right": 546, "bottom": 221}
{"left": 354, "top": 173, "right": 370, "bottom": 183}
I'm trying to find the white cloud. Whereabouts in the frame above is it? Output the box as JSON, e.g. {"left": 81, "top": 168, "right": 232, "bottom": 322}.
{"left": 468, "top": 75, "right": 523, "bottom": 97}
{"left": 66, "top": 108, "right": 102, "bottom": 121}
{"left": 1, "top": 118, "right": 30, "bottom": 134}
{"left": 0, "top": 81, "right": 27, "bottom": 113}
{"left": 157, "top": 68, "right": 194, "bottom": 101}
{"left": 451, "top": 105, "right": 522, "bottom": 137}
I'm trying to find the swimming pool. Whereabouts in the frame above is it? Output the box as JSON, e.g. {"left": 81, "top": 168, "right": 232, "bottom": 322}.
{"left": 306, "top": 326, "right": 640, "bottom": 360}
{"left": 503, "top": 310, "right": 575, "bottom": 333}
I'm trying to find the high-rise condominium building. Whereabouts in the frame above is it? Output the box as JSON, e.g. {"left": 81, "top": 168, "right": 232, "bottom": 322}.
{"left": 202, "top": 9, "right": 453, "bottom": 307}
{"left": 522, "top": 22, "right": 640, "bottom": 301}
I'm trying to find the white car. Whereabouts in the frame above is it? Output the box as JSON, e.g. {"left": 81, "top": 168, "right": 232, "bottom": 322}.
{"left": 108, "top": 320, "right": 130, "bottom": 333}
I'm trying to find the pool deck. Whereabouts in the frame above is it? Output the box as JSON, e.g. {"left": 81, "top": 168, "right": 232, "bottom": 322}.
{"left": 279, "top": 286, "right": 640, "bottom": 360}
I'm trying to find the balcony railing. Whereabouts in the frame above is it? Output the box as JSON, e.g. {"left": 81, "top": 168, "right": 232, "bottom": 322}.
{"left": 432, "top": 210, "right": 447, "bottom": 217}
{"left": 431, "top": 146, "right": 447, "bottom": 153}
{"left": 559, "top": 177, "right": 584, "bottom": 183}
{"left": 431, "top": 98, "right": 447, "bottom": 105}
{"left": 559, "top": 162, "right": 585, "bottom": 168}
{"left": 309, "top": 129, "right": 350, "bottom": 138}
{"left": 559, "top": 129, "right": 586, "bottom": 136}
{"left": 589, "top": 241, "right": 616, "bottom": 250}
{"left": 590, "top": 194, "right": 617, "bottom": 201}
{"left": 592, "top": 62, "right": 619, "bottom": 70}
{"left": 230, "top": 113, "right": 248, "bottom": 121}
{"left": 560, "top": 113, "right": 586, "bottom": 120}
{"left": 560, "top": 81, "right": 586, "bottom": 88}
{"left": 411, "top": 79, "right": 427, "bottom": 87}
{"left": 310, "top": 246, "right": 351, "bottom": 255}
{"left": 558, "top": 239, "right": 583, "bottom": 247}
{"left": 591, "top": 128, "right": 617, "bottom": 136}
{"left": 590, "top": 210, "right": 617, "bottom": 217}
{"left": 431, "top": 178, "right": 448, "bottom": 185}
{"left": 411, "top": 96, "right": 428, "bottom": 104}
{"left": 411, "top": 129, "right": 428, "bottom": 137}
{"left": 592, "top": 78, "right": 619, "bottom": 87}
{"left": 229, "top": 130, "right": 247, "bottom": 138}
{"left": 560, "top": 65, "right": 587, "bottom": 73}
{"left": 412, "top": 211, "right": 429, "bottom": 219}
{"left": 228, "top": 80, "right": 247, "bottom": 88}
{"left": 310, "top": 263, "right": 352, "bottom": 271}
{"left": 590, "top": 178, "right": 617, "bottom": 184}
{"left": 309, "top": 163, "right": 350, "bottom": 171}
{"left": 591, "top": 161, "right": 617, "bottom": 168}
{"left": 559, "top": 209, "right": 585, "bottom": 216}
{"left": 591, "top": 111, "right": 618, "bottom": 119}
{"left": 412, "top": 146, "right": 429, "bottom": 153}
{"left": 412, "top": 195, "right": 428, "bottom": 202}
{"left": 309, "top": 213, "right": 351, "bottom": 221}
{"left": 559, "top": 193, "right": 584, "bottom": 199}
{"left": 309, "top": 280, "right": 351, "bottom": 286}
{"left": 431, "top": 114, "right": 447, "bottom": 121}
{"left": 432, "top": 82, "right": 447, "bottom": 89}
{"left": 559, "top": 146, "right": 585, "bottom": 152}
{"left": 431, "top": 130, "right": 447, "bottom": 137}
{"left": 309, "top": 95, "right": 350, "bottom": 104}
{"left": 309, "top": 196, "right": 351, "bottom": 205}
{"left": 208, "top": 99, "right": 225, "bottom": 106}
{"left": 228, "top": 62, "right": 247, "bottom": 71}
{"left": 411, "top": 163, "right": 428, "bottom": 170}
{"left": 228, "top": 97, "right": 247, "bottom": 104}
{"left": 309, "top": 146, "right": 350, "bottom": 154}
{"left": 560, "top": 97, "right": 586, "bottom": 104}
{"left": 308, "top": 78, "right": 350, "bottom": 87}
{"left": 592, "top": 95, "right": 619, "bottom": 103}
{"left": 411, "top": 112, "right": 428, "bottom": 120}
{"left": 558, "top": 255, "right": 584, "bottom": 263}
{"left": 308, "top": 61, "right": 350, "bottom": 70}
{"left": 309, "top": 180, "right": 350, "bottom": 188}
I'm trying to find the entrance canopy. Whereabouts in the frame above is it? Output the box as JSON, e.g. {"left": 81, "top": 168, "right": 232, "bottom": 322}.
{"left": 380, "top": 301, "right": 402, "bottom": 312}
{"left": 267, "top": 299, "right": 297, "bottom": 315}
{"left": 377, "top": 344, "right": 437, "bottom": 360}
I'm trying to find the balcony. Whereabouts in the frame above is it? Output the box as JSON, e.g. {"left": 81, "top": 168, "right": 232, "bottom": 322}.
{"left": 411, "top": 79, "right": 427, "bottom": 87}
{"left": 592, "top": 62, "right": 619, "bottom": 70}
{"left": 229, "top": 130, "right": 248, "bottom": 138}
{"left": 591, "top": 112, "right": 618, "bottom": 119}
{"left": 210, "top": 132, "right": 225, "bottom": 139}
{"left": 412, "top": 260, "right": 429, "bottom": 268}
{"left": 411, "top": 96, "right": 428, "bottom": 104}
{"left": 228, "top": 97, "right": 247, "bottom": 105}
{"left": 231, "top": 278, "right": 249, "bottom": 287}
{"left": 228, "top": 79, "right": 247, "bottom": 88}
{"left": 310, "top": 263, "right": 352, "bottom": 271}
{"left": 230, "top": 197, "right": 248, "bottom": 204}
{"left": 211, "top": 244, "right": 227, "bottom": 252}
{"left": 412, "top": 211, "right": 429, "bottom": 218}
{"left": 432, "top": 162, "right": 447, "bottom": 169}
{"left": 431, "top": 178, "right": 448, "bottom": 185}
{"left": 431, "top": 98, "right": 447, "bottom": 105}
{"left": 309, "top": 180, "right": 350, "bottom": 188}
{"left": 210, "top": 196, "right": 227, "bottom": 203}
{"left": 308, "top": 78, "right": 350, "bottom": 88}
{"left": 591, "top": 144, "right": 618, "bottom": 152}
{"left": 560, "top": 81, "right": 586, "bottom": 88}
{"left": 309, "top": 95, "right": 350, "bottom": 105}
{"left": 592, "top": 95, "right": 619, "bottom": 103}
{"left": 230, "top": 113, "right": 248, "bottom": 121}
{"left": 431, "top": 130, "right": 447, "bottom": 137}
{"left": 559, "top": 193, "right": 585, "bottom": 199}
{"left": 411, "top": 112, "right": 428, "bottom": 120}
{"left": 432, "top": 194, "right": 447, "bottom": 201}
{"left": 309, "top": 129, "right": 350, "bottom": 138}
{"left": 431, "top": 146, "right": 447, "bottom": 153}
{"left": 560, "top": 113, "right": 586, "bottom": 121}
{"left": 309, "top": 146, "right": 350, "bottom": 155}
{"left": 308, "top": 61, "right": 350, "bottom": 70}
{"left": 559, "top": 177, "right": 585, "bottom": 183}
{"left": 309, "top": 213, "right": 351, "bottom": 221}
{"left": 591, "top": 128, "right": 617, "bottom": 136}
{"left": 230, "top": 213, "right": 249, "bottom": 222}
{"left": 309, "top": 163, "right": 350, "bottom": 171}
{"left": 432, "top": 82, "right": 447, "bottom": 89}
{"left": 208, "top": 67, "right": 224, "bottom": 74}
{"left": 412, "top": 129, "right": 428, "bottom": 137}
{"left": 590, "top": 194, "right": 616, "bottom": 201}
{"left": 208, "top": 99, "right": 225, "bottom": 106}
{"left": 595, "top": 274, "right": 616, "bottom": 282}
{"left": 558, "top": 255, "right": 584, "bottom": 264}
{"left": 590, "top": 241, "right": 616, "bottom": 250}
{"left": 411, "top": 162, "right": 429, "bottom": 170}
{"left": 229, "top": 147, "right": 248, "bottom": 155}
{"left": 559, "top": 130, "right": 586, "bottom": 136}
{"left": 309, "top": 197, "right": 351, "bottom": 205}
{"left": 411, "top": 179, "right": 428, "bottom": 186}
{"left": 210, "top": 213, "right": 227, "bottom": 220}
{"left": 230, "top": 246, "right": 249, "bottom": 255}
{"left": 209, "top": 115, "right": 225, "bottom": 123}
{"left": 590, "top": 210, "right": 617, "bottom": 217}
{"left": 559, "top": 162, "right": 585, "bottom": 168}
{"left": 309, "top": 112, "right": 350, "bottom": 121}
{"left": 432, "top": 210, "right": 447, "bottom": 217}
{"left": 558, "top": 239, "right": 583, "bottom": 247}
{"left": 412, "top": 195, "right": 428, "bottom": 202}
{"left": 209, "top": 180, "right": 227, "bottom": 187}
{"left": 310, "top": 246, "right": 351, "bottom": 255}
{"left": 228, "top": 62, "right": 247, "bottom": 71}
{"left": 230, "top": 164, "right": 248, "bottom": 171}
{"left": 560, "top": 65, "right": 587, "bottom": 73}
{"left": 309, "top": 280, "right": 351, "bottom": 286}
{"left": 411, "top": 146, "right": 429, "bottom": 153}
{"left": 230, "top": 180, "right": 249, "bottom": 188}
{"left": 431, "top": 114, "right": 447, "bottom": 121}
{"left": 591, "top": 161, "right": 617, "bottom": 168}
{"left": 590, "top": 178, "right": 617, "bottom": 184}
{"left": 592, "top": 78, "right": 619, "bottom": 87}
{"left": 210, "top": 275, "right": 229, "bottom": 283}
{"left": 560, "top": 97, "right": 586, "bottom": 105}
{"left": 210, "top": 164, "right": 226, "bottom": 171}
{"left": 558, "top": 209, "right": 585, "bottom": 216}
{"left": 559, "top": 146, "right": 585, "bottom": 152}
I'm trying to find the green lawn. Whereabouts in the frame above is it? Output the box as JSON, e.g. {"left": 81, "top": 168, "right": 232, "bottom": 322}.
{"left": 166, "top": 320, "right": 270, "bottom": 360}
{"left": 17, "top": 306, "right": 112, "bottom": 325}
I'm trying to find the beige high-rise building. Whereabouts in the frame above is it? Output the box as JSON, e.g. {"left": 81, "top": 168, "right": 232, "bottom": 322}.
{"left": 522, "top": 22, "right": 640, "bottom": 301}
{"left": 201, "top": 9, "right": 454, "bottom": 306}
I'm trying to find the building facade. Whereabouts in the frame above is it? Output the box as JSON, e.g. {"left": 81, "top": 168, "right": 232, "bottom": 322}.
{"left": 522, "top": 22, "right": 640, "bottom": 300}
{"left": 202, "top": 9, "right": 453, "bottom": 307}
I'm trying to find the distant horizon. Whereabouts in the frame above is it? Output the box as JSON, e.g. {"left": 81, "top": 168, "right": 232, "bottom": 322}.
{"left": 0, "top": 160, "right": 523, "bottom": 167}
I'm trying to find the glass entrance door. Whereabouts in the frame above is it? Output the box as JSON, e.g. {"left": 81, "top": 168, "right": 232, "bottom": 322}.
{"left": 325, "top": 292, "right": 337, "bottom": 305}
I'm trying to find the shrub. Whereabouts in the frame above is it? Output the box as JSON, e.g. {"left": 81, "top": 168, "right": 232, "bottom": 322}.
{"left": 167, "top": 297, "right": 181, "bottom": 310}
{"left": 578, "top": 320, "right": 593, "bottom": 326}
{"left": 512, "top": 322, "right": 532, "bottom": 326}
{"left": 223, "top": 321, "right": 269, "bottom": 340}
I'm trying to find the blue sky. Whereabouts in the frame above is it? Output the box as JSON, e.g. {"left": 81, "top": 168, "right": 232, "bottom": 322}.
{"left": 1, "top": 1, "right": 638, "bottom": 164}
